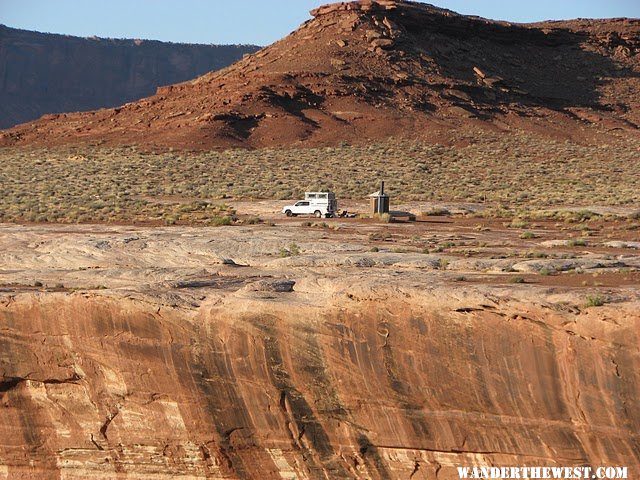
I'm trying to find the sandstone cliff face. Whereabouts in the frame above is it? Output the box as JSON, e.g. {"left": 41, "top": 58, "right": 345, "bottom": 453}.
{"left": 1, "top": 292, "right": 638, "bottom": 479}
{"left": 0, "top": 223, "right": 638, "bottom": 479}
{"left": 0, "top": 24, "right": 259, "bottom": 128}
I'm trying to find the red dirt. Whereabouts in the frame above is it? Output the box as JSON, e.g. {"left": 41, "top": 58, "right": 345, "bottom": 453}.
{"left": 1, "top": 0, "right": 639, "bottom": 151}
{"left": 471, "top": 271, "right": 640, "bottom": 288}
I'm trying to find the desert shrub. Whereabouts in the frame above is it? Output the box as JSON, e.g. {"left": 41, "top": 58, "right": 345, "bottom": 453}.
{"left": 438, "top": 258, "right": 450, "bottom": 270}
{"left": 568, "top": 238, "right": 588, "bottom": 247}
{"left": 585, "top": 295, "right": 606, "bottom": 307}
{"left": 280, "top": 243, "right": 301, "bottom": 257}
{"left": 422, "top": 207, "right": 450, "bottom": 216}
{"left": 508, "top": 219, "right": 529, "bottom": 229}
{"left": 571, "top": 210, "right": 601, "bottom": 222}
{"left": 210, "top": 215, "right": 233, "bottom": 226}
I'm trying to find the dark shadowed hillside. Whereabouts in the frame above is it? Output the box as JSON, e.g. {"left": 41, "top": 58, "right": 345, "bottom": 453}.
{"left": 0, "top": 24, "right": 260, "bottom": 128}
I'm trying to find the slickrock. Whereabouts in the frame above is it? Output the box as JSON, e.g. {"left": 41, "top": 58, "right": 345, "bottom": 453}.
{"left": 0, "top": 223, "right": 638, "bottom": 478}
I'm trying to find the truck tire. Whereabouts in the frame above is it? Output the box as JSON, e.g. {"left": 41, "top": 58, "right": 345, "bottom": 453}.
{"left": 314, "top": 210, "right": 322, "bottom": 218}
{"left": 285, "top": 210, "right": 293, "bottom": 217}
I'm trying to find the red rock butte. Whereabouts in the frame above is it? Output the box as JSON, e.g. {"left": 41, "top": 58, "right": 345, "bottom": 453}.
{"left": 1, "top": 0, "right": 638, "bottom": 151}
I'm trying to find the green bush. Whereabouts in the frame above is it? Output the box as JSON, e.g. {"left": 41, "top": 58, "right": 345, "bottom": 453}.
{"left": 279, "top": 243, "right": 301, "bottom": 257}
{"left": 438, "top": 258, "right": 450, "bottom": 270}
{"left": 509, "top": 219, "right": 529, "bottom": 229}
{"left": 585, "top": 295, "right": 606, "bottom": 307}
{"left": 211, "top": 215, "right": 233, "bottom": 226}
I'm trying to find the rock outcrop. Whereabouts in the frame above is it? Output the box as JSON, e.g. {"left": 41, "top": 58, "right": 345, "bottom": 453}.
{"left": 0, "top": 24, "right": 259, "bottom": 129}
{"left": 2, "top": 291, "right": 637, "bottom": 479}
{"left": 1, "top": 0, "right": 638, "bottom": 150}
{"left": 0, "top": 223, "right": 638, "bottom": 478}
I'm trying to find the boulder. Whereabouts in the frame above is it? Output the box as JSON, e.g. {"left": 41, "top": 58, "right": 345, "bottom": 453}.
{"left": 371, "top": 38, "right": 395, "bottom": 49}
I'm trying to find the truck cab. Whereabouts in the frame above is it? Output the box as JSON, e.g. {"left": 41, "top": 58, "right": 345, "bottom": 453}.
{"left": 282, "top": 192, "right": 337, "bottom": 218}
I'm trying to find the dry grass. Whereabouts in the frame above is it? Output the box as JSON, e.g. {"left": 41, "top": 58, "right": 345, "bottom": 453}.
{"left": 0, "top": 130, "right": 638, "bottom": 224}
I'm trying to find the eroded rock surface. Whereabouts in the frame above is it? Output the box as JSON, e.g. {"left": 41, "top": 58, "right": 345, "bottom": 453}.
{"left": 0, "top": 222, "right": 638, "bottom": 478}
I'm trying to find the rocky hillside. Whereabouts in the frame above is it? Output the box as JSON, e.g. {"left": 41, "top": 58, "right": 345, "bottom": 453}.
{"left": 0, "top": 24, "right": 259, "bottom": 129}
{"left": 1, "top": 0, "right": 638, "bottom": 150}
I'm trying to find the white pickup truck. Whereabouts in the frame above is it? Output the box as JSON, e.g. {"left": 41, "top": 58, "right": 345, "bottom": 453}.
{"left": 282, "top": 192, "right": 338, "bottom": 218}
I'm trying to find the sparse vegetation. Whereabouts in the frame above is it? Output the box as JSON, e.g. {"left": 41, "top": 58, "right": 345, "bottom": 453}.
{"left": 0, "top": 131, "right": 638, "bottom": 225}
{"left": 279, "top": 243, "right": 301, "bottom": 257}
{"left": 508, "top": 219, "right": 529, "bottom": 229}
{"left": 422, "top": 207, "right": 450, "bottom": 216}
{"left": 585, "top": 294, "right": 606, "bottom": 307}
{"left": 210, "top": 215, "right": 233, "bottom": 227}
{"left": 527, "top": 209, "right": 605, "bottom": 224}
{"left": 568, "top": 238, "right": 588, "bottom": 247}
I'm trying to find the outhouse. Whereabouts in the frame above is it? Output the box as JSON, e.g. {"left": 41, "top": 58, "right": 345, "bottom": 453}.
{"left": 369, "top": 181, "right": 390, "bottom": 215}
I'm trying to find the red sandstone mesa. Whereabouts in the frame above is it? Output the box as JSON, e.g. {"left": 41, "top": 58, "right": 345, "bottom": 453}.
{"left": 0, "top": 24, "right": 259, "bottom": 129}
